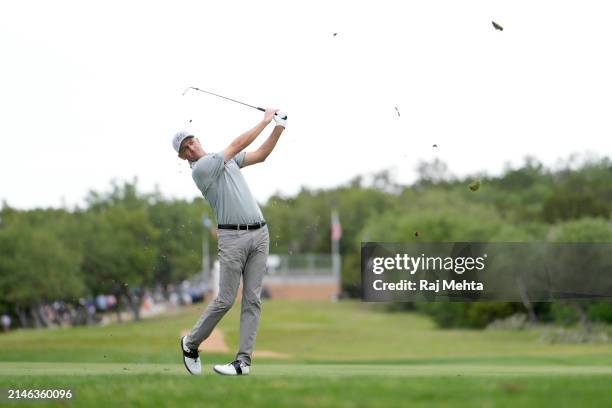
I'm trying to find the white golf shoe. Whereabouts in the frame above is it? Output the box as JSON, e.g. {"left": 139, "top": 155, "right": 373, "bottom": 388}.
{"left": 180, "top": 336, "right": 202, "bottom": 375}
{"left": 213, "top": 360, "right": 250, "bottom": 376}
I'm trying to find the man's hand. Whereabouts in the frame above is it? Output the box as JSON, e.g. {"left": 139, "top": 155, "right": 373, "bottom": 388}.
{"left": 273, "top": 111, "right": 288, "bottom": 128}
{"left": 263, "top": 108, "right": 279, "bottom": 124}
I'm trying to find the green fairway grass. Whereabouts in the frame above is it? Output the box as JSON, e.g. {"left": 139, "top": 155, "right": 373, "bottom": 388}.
{"left": 1, "top": 300, "right": 611, "bottom": 407}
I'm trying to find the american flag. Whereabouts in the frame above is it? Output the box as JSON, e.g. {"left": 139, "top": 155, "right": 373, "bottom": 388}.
{"left": 331, "top": 210, "right": 342, "bottom": 241}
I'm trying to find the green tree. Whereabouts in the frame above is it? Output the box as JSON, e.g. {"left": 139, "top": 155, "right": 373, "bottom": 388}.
{"left": 148, "top": 198, "right": 208, "bottom": 286}
{"left": 0, "top": 219, "right": 84, "bottom": 327}
{"left": 81, "top": 205, "right": 159, "bottom": 321}
{"left": 547, "top": 218, "right": 612, "bottom": 326}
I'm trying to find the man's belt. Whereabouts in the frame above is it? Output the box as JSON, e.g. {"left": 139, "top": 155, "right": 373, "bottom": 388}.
{"left": 217, "top": 221, "right": 266, "bottom": 230}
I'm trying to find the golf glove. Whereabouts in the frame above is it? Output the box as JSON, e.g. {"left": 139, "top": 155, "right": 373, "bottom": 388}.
{"left": 273, "top": 111, "right": 288, "bottom": 128}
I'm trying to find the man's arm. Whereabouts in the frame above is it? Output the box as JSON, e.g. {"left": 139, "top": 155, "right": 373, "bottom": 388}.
{"left": 242, "top": 125, "right": 285, "bottom": 167}
{"left": 223, "top": 108, "right": 277, "bottom": 162}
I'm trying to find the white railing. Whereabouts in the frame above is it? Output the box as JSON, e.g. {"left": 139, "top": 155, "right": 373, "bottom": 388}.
{"left": 265, "top": 254, "right": 336, "bottom": 283}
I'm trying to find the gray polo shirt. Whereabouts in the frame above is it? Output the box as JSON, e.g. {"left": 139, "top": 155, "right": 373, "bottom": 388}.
{"left": 191, "top": 151, "right": 265, "bottom": 225}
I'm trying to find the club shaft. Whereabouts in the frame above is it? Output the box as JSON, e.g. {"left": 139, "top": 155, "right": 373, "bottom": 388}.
{"left": 187, "top": 87, "right": 264, "bottom": 112}
{"left": 184, "top": 86, "right": 287, "bottom": 120}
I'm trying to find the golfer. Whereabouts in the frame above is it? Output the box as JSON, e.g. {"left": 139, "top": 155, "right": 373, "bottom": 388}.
{"left": 173, "top": 108, "right": 286, "bottom": 376}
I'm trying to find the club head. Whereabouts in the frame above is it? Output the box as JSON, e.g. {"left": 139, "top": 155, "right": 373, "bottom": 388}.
{"left": 182, "top": 87, "right": 195, "bottom": 96}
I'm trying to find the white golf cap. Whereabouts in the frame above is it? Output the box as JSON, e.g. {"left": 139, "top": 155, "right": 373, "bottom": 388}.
{"left": 172, "top": 130, "right": 194, "bottom": 153}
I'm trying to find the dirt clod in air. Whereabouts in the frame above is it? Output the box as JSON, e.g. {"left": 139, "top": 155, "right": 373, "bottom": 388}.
{"left": 492, "top": 21, "right": 503, "bottom": 31}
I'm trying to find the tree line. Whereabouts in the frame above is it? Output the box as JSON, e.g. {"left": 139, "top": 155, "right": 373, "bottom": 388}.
{"left": 1, "top": 155, "right": 611, "bottom": 329}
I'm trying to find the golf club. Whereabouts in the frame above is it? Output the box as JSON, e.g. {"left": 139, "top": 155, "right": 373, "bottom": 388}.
{"left": 182, "top": 87, "right": 288, "bottom": 120}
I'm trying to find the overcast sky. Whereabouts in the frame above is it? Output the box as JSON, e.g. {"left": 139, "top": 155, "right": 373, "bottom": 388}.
{"left": 1, "top": 0, "right": 610, "bottom": 210}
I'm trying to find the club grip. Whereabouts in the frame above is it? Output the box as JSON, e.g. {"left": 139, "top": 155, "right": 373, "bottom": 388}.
{"left": 257, "top": 107, "right": 287, "bottom": 120}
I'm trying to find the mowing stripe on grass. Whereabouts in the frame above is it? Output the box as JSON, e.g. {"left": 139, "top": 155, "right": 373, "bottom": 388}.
{"left": 2, "top": 362, "right": 612, "bottom": 377}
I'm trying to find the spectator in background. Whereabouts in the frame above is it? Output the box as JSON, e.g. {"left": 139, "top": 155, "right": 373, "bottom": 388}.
{"left": 96, "top": 294, "right": 108, "bottom": 312}
{"left": 1, "top": 313, "right": 11, "bottom": 332}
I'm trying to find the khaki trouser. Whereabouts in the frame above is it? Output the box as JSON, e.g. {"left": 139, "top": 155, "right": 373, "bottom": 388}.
{"left": 186, "top": 225, "right": 269, "bottom": 365}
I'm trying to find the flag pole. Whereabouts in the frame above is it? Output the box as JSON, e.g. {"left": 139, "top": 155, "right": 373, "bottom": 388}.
{"left": 331, "top": 209, "right": 342, "bottom": 297}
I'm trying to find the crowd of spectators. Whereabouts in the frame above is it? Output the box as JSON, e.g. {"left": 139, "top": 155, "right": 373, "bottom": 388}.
{"left": 0, "top": 281, "right": 208, "bottom": 333}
